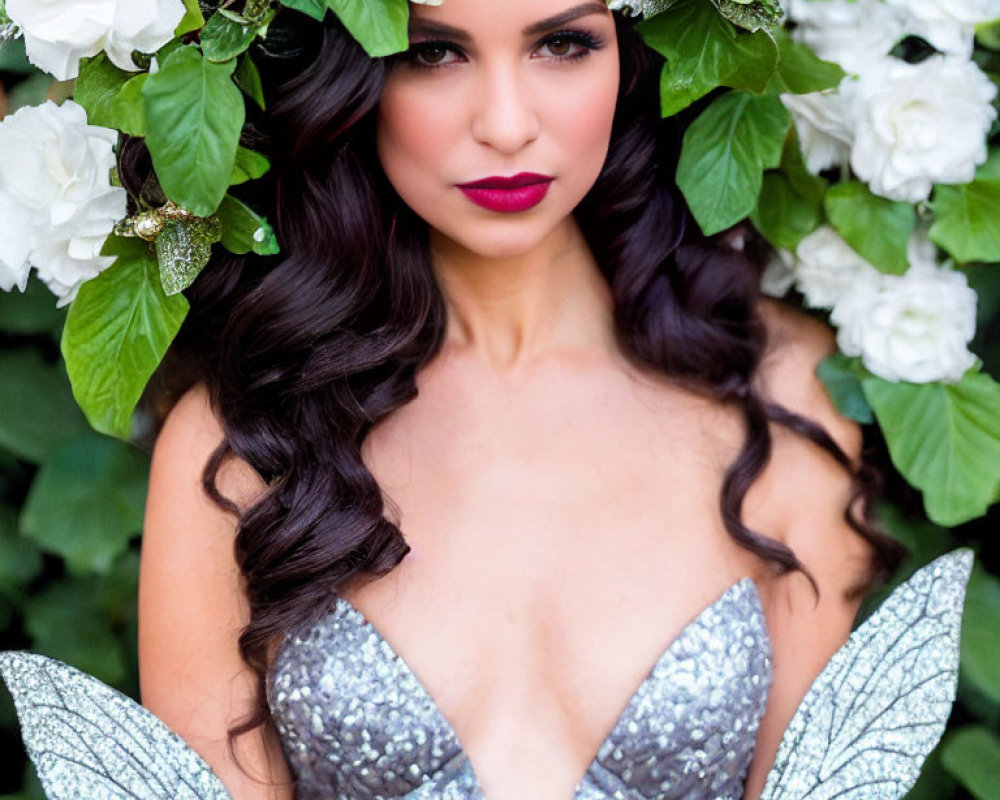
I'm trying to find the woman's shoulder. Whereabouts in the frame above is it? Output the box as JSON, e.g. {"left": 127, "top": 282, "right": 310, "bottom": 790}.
{"left": 753, "top": 295, "right": 862, "bottom": 465}
{"left": 740, "top": 297, "right": 885, "bottom": 799}
{"left": 154, "top": 380, "right": 269, "bottom": 513}
{"left": 142, "top": 383, "right": 293, "bottom": 795}
{"left": 746, "top": 295, "right": 875, "bottom": 592}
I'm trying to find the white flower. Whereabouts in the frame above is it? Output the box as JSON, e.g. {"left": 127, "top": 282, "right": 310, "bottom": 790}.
{"left": 885, "top": 0, "right": 997, "bottom": 57}
{"left": 780, "top": 84, "right": 857, "bottom": 174}
{"left": 849, "top": 55, "right": 997, "bottom": 203}
{"left": 760, "top": 247, "right": 797, "bottom": 298}
{"left": 792, "top": 225, "right": 882, "bottom": 310}
{"left": 0, "top": 100, "right": 127, "bottom": 307}
{"left": 786, "top": 0, "right": 907, "bottom": 76}
{"left": 830, "top": 232, "right": 979, "bottom": 383}
{"left": 6, "top": 0, "right": 185, "bottom": 81}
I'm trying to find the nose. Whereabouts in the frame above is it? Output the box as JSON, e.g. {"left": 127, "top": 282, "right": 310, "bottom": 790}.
{"left": 470, "top": 61, "right": 540, "bottom": 155}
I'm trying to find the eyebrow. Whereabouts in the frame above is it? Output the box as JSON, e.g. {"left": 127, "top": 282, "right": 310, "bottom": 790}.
{"left": 408, "top": 2, "right": 610, "bottom": 42}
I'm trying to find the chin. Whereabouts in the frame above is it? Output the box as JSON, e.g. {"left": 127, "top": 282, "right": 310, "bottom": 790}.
{"left": 433, "top": 223, "right": 558, "bottom": 260}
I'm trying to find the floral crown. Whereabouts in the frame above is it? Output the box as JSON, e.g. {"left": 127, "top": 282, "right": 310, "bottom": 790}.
{"left": 0, "top": 0, "right": 998, "bottom": 531}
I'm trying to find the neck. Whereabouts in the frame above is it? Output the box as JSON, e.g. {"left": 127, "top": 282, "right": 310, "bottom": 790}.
{"left": 428, "top": 217, "right": 618, "bottom": 376}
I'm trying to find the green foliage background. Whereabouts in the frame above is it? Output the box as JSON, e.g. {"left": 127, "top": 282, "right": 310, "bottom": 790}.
{"left": 1, "top": 7, "right": 999, "bottom": 800}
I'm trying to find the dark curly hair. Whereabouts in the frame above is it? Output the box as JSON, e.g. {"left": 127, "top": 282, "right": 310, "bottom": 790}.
{"left": 129, "top": 5, "right": 907, "bottom": 781}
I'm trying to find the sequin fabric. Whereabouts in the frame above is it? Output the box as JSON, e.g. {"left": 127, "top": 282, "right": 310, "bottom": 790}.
{"left": 0, "top": 548, "right": 973, "bottom": 800}
{"left": 267, "top": 577, "right": 773, "bottom": 800}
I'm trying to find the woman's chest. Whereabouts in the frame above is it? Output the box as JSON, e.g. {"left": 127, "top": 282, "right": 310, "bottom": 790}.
{"left": 285, "top": 374, "right": 776, "bottom": 799}
{"left": 359, "top": 362, "right": 751, "bottom": 562}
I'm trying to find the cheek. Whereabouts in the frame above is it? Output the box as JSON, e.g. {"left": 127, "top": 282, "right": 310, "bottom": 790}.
{"left": 376, "top": 84, "right": 454, "bottom": 202}
{"left": 546, "top": 65, "right": 620, "bottom": 187}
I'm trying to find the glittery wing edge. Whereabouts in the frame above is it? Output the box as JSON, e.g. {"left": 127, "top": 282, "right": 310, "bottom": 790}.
{"left": 758, "top": 547, "right": 974, "bottom": 800}
{"left": 0, "top": 650, "right": 232, "bottom": 800}
{"left": 605, "top": 0, "right": 682, "bottom": 19}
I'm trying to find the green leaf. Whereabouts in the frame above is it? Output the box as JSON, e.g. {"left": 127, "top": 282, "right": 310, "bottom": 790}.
{"left": 155, "top": 216, "right": 222, "bottom": 295}
{"left": 0, "top": 273, "right": 65, "bottom": 335}
{"left": 862, "top": 372, "right": 1000, "bottom": 527}
{"left": 677, "top": 91, "right": 790, "bottom": 236}
{"left": 0, "top": 349, "right": 91, "bottom": 464}
{"left": 941, "top": 726, "right": 1000, "bottom": 800}
{"left": 217, "top": 194, "right": 269, "bottom": 254}
{"left": 279, "top": 0, "right": 327, "bottom": 21}
{"left": 976, "top": 18, "right": 1000, "bottom": 51}
{"left": 73, "top": 53, "right": 132, "bottom": 128}
{"left": 200, "top": 9, "right": 258, "bottom": 62}
{"left": 781, "top": 127, "right": 828, "bottom": 201}
{"left": 230, "top": 145, "right": 271, "bottom": 185}
{"left": 825, "top": 181, "right": 915, "bottom": 274}
{"left": 7, "top": 71, "right": 52, "bottom": 114}
{"left": 751, "top": 131, "right": 827, "bottom": 249}
{"left": 154, "top": 37, "right": 185, "bottom": 64}
{"left": 109, "top": 73, "right": 149, "bottom": 136}
{"left": 929, "top": 177, "right": 1000, "bottom": 265}
{"left": 0, "top": 32, "right": 32, "bottom": 74}
{"left": 20, "top": 435, "right": 147, "bottom": 575}
{"left": 961, "top": 564, "right": 1000, "bottom": 706}
{"left": 141, "top": 45, "right": 245, "bottom": 217}
{"left": 769, "top": 28, "right": 846, "bottom": 95}
{"left": 751, "top": 170, "right": 822, "bottom": 250}
{"left": 61, "top": 236, "right": 189, "bottom": 440}
{"left": 73, "top": 53, "right": 148, "bottom": 135}
{"left": 638, "top": 0, "right": 779, "bottom": 117}
{"left": 23, "top": 578, "right": 126, "bottom": 685}
{"left": 234, "top": 53, "right": 266, "bottom": 110}
{"left": 0, "top": 507, "right": 43, "bottom": 598}
{"left": 325, "top": 0, "right": 411, "bottom": 58}
{"left": 902, "top": 742, "right": 958, "bottom": 800}
{"left": 252, "top": 220, "right": 280, "bottom": 256}
{"left": 175, "top": 0, "right": 205, "bottom": 37}
{"left": 816, "top": 352, "right": 874, "bottom": 424}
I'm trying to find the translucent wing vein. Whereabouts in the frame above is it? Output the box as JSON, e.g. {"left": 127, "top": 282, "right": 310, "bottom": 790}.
{"left": 759, "top": 548, "right": 974, "bottom": 800}
{"left": 0, "top": 651, "right": 232, "bottom": 800}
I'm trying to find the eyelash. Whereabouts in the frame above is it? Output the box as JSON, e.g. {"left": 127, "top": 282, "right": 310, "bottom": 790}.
{"left": 405, "top": 29, "right": 605, "bottom": 71}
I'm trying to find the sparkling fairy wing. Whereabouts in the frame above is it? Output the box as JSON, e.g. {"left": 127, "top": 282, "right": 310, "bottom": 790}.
{"left": 759, "top": 547, "right": 974, "bottom": 800}
{"left": 0, "top": 651, "right": 232, "bottom": 800}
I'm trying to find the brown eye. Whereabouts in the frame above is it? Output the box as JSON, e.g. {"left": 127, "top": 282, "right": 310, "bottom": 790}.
{"left": 546, "top": 37, "right": 572, "bottom": 57}
{"left": 419, "top": 46, "right": 448, "bottom": 65}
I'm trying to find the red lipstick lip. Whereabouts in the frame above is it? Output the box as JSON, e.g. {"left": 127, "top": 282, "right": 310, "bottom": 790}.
{"left": 458, "top": 182, "right": 552, "bottom": 212}
{"left": 457, "top": 172, "right": 554, "bottom": 189}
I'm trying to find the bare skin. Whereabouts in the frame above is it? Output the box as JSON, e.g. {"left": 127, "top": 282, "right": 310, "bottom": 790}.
{"left": 139, "top": 1, "right": 876, "bottom": 798}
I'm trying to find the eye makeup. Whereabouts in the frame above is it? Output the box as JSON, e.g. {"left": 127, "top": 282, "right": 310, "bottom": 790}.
{"left": 404, "top": 28, "right": 607, "bottom": 71}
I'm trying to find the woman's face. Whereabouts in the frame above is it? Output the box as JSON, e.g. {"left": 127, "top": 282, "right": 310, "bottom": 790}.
{"left": 376, "top": 0, "right": 620, "bottom": 259}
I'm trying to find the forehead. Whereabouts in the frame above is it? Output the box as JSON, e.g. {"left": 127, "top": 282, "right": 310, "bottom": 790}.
{"left": 407, "top": 0, "right": 612, "bottom": 40}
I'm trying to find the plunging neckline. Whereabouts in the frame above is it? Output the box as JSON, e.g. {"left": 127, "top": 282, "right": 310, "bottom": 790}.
{"left": 327, "top": 576, "right": 770, "bottom": 799}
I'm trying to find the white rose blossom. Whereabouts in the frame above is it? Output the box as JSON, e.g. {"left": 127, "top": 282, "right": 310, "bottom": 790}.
{"left": 792, "top": 225, "right": 883, "bottom": 310}
{"left": 5, "top": 0, "right": 185, "bottom": 81}
{"left": 885, "top": 0, "right": 998, "bottom": 58}
{"left": 760, "top": 247, "right": 797, "bottom": 298}
{"left": 780, "top": 84, "right": 857, "bottom": 175}
{"left": 849, "top": 55, "right": 997, "bottom": 203}
{"left": 830, "top": 232, "right": 978, "bottom": 383}
{"left": 786, "top": 0, "right": 907, "bottom": 76}
{"left": 0, "top": 100, "right": 127, "bottom": 307}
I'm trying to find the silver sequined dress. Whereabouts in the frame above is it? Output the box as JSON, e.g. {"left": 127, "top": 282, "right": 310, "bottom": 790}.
{"left": 267, "top": 579, "right": 771, "bottom": 800}
{"left": 0, "top": 547, "right": 975, "bottom": 800}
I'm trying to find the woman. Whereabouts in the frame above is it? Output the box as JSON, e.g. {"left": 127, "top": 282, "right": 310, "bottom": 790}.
{"left": 123, "top": 1, "right": 909, "bottom": 798}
